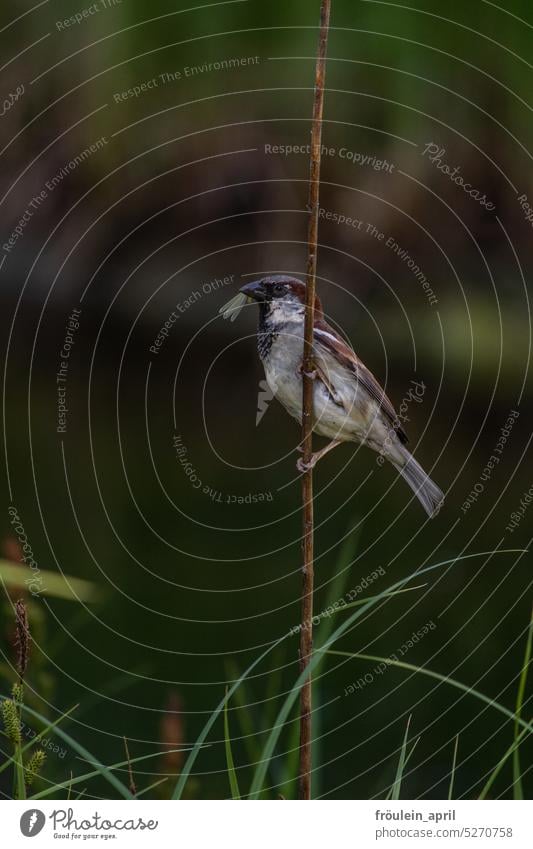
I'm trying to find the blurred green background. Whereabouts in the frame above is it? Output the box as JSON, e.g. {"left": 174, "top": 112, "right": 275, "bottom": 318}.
{"left": 0, "top": 0, "right": 532, "bottom": 799}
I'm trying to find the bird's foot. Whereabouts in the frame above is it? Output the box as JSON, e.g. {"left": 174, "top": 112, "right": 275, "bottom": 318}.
{"left": 296, "top": 439, "right": 343, "bottom": 473}
{"left": 298, "top": 363, "right": 318, "bottom": 380}
{"left": 296, "top": 456, "right": 317, "bottom": 473}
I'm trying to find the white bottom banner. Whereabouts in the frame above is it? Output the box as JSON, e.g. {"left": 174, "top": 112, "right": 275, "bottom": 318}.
{"left": 1, "top": 800, "right": 531, "bottom": 847}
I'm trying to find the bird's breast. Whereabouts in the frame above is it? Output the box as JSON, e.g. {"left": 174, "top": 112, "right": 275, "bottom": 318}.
{"left": 263, "top": 330, "right": 304, "bottom": 420}
{"left": 263, "top": 331, "right": 379, "bottom": 443}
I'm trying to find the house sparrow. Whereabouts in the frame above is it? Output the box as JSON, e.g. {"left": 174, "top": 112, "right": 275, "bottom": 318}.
{"left": 239, "top": 275, "right": 444, "bottom": 517}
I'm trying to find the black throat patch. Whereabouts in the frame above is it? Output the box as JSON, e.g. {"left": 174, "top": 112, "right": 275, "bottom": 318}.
{"left": 257, "top": 301, "right": 278, "bottom": 360}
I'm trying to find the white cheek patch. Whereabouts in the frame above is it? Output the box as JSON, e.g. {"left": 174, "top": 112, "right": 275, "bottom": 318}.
{"left": 268, "top": 300, "right": 284, "bottom": 320}
{"left": 269, "top": 297, "right": 304, "bottom": 324}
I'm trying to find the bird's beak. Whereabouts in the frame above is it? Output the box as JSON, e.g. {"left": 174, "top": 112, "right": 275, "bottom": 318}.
{"left": 239, "top": 280, "right": 266, "bottom": 302}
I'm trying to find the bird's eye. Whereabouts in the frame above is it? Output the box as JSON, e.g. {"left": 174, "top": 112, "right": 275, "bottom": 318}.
{"left": 273, "top": 283, "right": 285, "bottom": 296}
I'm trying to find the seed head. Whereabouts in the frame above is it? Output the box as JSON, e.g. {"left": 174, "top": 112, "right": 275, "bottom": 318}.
{"left": 12, "top": 682, "right": 24, "bottom": 704}
{"left": 1, "top": 698, "right": 21, "bottom": 745}
{"left": 14, "top": 598, "right": 30, "bottom": 680}
{"left": 24, "top": 749, "right": 46, "bottom": 786}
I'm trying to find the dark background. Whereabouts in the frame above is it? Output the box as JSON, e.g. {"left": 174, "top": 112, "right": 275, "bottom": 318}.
{"left": 0, "top": 0, "right": 532, "bottom": 799}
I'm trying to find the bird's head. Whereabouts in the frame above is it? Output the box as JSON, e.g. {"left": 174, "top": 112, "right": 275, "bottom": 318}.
{"left": 239, "top": 275, "right": 323, "bottom": 324}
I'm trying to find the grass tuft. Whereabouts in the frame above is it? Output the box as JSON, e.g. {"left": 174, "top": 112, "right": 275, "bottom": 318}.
{"left": 512, "top": 604, "right": 533, "bottom": 799}
{"left": 224, "top": 689, "right": 241, "bottom": 800}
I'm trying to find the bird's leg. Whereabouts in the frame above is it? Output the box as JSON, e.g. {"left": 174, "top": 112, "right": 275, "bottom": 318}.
{"left": 296, "top": 439, "right": 343, "bottom": 472}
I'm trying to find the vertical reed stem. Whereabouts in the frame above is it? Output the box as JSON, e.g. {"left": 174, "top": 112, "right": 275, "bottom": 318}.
{"left": 298, "top": 0, "right": 331, "bottom": 802}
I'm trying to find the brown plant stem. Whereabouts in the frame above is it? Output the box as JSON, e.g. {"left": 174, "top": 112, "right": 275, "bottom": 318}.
{"left": 299, "top": 0, "right": 331, "bottom": 802}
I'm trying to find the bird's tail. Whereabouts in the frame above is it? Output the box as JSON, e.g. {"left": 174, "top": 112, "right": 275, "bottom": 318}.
{"left": 392, "top": 446, "right": 444, "bottom": 518}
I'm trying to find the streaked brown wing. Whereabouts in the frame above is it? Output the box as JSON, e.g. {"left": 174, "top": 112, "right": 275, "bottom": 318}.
{"left": 314, "top": 321, "right": 408, "bottom": 445}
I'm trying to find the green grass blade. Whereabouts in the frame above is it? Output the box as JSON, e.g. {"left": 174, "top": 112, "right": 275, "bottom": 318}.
{"left": 247, "top": 551, "right": 528, "bottom": 799}
{"left": 30, "top": 749, "right": 185, "bottom": 800}
{"left": 479, "top": 726, "right": 531, "bottom": 800}
{"left": 385, "top": 732, "right": 419, "bottom": 800}
{"left": 310, "top": 683, "right": 323, "bottom": 800}
{"left": 7, "top": 694, "right": 26, "bottom": 800}
{"left": 277, "top": 524, "right": 360, "bottom": 799}
{"left": 264, "top": 647, "right": 286, "bottom": 729}
{"left": 448, "top": 735, "right": 459, "bottom": 800}
{"left": 224, "top": 690, "right": 241, "bottom": 800}
{"left": 0, "top": 703, "right": 78, "bottom": 777}
{"left": 310, "top": 525, "right": 361, "bottom": 798}
{"left": 18, "top": 702, "right": 133, "bottom": 799}
{"left": 330, "top": 585, "right": 428, "bottom": 616}
{"left": 324, "top": 651, "right": 533, "bottom": 733}
{"left": 513, "top": 605, "right": 533, "bottom": 799}
{"left": 13, "top": 737, "right": 26, "bottom": 799}
{"left": 391, "top": 715, "right": 412, "bottom": 800}
{"left": 0, "top": 560, "right": 99, "bottom": 602}
{"left": 248, "top": 555, "right": 469, "bottom": 798}
{"left": 224, "top": 660, "right": 261, "bottom": 765}
{"left": 278, "top": 710, "right": 300, "bottom": 800}
{"left": 135, "top": 777, "right": 168, "bottom": 798}
{"left": 172, "top": 634, "right": 287, "bottom": 799}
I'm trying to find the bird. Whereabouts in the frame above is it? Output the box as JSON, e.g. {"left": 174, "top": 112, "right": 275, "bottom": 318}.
{"left": 239, "top": 275, "right": 444, "bottom": 517}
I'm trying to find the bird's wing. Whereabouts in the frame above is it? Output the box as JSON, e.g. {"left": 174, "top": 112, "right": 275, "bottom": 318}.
{"left": 313, "top": 321, "right": 408, "bottom": 445}
{"left": 309, "top": 358, "right": 344, "bottom": 407}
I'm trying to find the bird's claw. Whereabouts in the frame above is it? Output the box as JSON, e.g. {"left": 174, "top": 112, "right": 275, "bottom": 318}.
{"left": 298, "top": 363, "right": 318, "bottom": 380}
{"left": 297, "top": 456, "right": 316, "bottom": 473}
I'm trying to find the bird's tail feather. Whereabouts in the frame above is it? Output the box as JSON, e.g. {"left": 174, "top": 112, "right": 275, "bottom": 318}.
{"left": 392, "top": 447, "right": 444, "bottom": 518}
